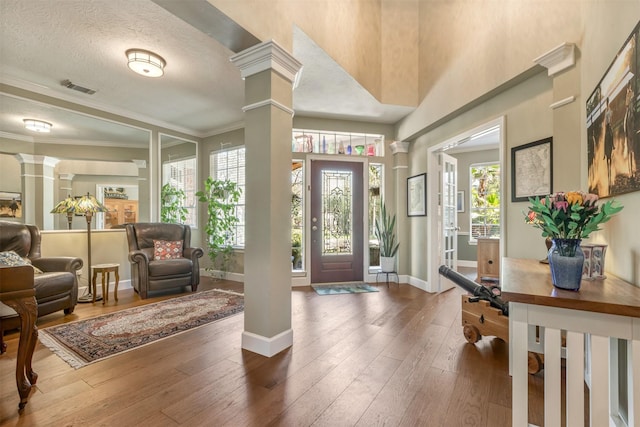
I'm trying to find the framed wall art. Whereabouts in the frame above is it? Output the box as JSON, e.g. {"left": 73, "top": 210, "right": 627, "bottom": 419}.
{"left": 511, "top": 137, "right": 553, "bottom": 202}
{"left": 586, "top": 20, "right": 640, "bottom": 198}
{"left": 407, "top": 173, "right": 426, "bottom": 216}
{"left": 0, "top": 191, "right": 22, "bottom": 218}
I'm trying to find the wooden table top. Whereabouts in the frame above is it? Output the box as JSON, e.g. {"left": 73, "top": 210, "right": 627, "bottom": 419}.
{"left": 501, "top": 257, "right": 640, "bottom": 318}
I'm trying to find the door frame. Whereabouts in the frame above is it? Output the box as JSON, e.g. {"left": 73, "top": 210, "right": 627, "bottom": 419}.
{"left": 304, "top": 154, "right": 370, "bottom": 285}
{"left": 426, "top": 116, "right": 505, "bottom": 292}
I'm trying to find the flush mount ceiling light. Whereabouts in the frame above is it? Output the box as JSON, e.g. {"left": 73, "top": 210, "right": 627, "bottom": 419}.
{"left": 23, "top": 119, "right": 52, "bottom": 133}
{"left": 125, "top": 49, "right": 166, "bottom": 77}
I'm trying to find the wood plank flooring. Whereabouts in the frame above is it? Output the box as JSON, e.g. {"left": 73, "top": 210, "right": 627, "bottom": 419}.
{"left": 0, "top": 272, "right": 545, "bottom": 426}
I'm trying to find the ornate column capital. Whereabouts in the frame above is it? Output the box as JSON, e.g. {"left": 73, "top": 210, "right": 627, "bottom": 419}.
{"left": 230, "top": 40, "right": 303, "bottom": 87}
{"left": 390, "top": 141, "right": 410, "bottom": 154}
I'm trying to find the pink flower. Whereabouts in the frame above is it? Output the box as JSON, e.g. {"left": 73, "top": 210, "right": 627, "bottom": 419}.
{"left": 555, "top": 201, "right": 569, "bottom": 212}
{"left": 583, "top": 193, "right": 599, "bottom": 206}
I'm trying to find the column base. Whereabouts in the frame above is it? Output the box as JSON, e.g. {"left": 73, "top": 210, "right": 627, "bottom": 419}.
{"left": 242, "top": 328, "right": 293, "bottom": 357}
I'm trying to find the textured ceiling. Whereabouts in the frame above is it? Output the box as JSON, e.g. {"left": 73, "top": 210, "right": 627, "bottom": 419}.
{"left": 0, "top": 0, "right": 412, "bottom": 146}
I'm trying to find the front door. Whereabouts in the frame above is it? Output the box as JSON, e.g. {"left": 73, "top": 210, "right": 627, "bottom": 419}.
{"left": 310, "top": 160, "right": 363, "bottom": 283}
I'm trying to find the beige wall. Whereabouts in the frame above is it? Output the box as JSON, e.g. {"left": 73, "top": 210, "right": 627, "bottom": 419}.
{"left": 209, "top": 0, "right": 419, "bottom": 107}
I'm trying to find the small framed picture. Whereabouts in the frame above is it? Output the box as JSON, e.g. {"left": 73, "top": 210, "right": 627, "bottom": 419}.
{"left": 511, "top": 137, "right": 553, "bottom": 202}
{"left": 0, "top": 191, "right": 22, "bottom": 218}
{"left": 457, "top": 191, "right": 465, "bottom": 213}
{"left": 407, "top": 173, "right": 426, "bottom": 217}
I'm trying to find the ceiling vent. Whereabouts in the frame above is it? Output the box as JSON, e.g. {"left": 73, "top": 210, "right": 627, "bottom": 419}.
{"left": 61, "top": 79, "right": 96, "bottom": 95}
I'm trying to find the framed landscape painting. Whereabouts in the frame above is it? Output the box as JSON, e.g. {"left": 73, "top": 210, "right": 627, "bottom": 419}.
{"left": 586, "top": 20, "right": 640, "bottom": 198}
{"left": 0, "top": 191, "right": 22, "bottom": 218}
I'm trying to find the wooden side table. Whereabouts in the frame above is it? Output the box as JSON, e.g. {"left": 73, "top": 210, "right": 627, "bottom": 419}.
{"left": 92, "top": 263, "right": 120, "bottom": 304}
{"left": 0, "top": 265, "right": 38, "bottom": 411}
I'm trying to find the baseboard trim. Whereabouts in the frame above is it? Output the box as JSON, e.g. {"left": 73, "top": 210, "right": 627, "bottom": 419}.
{"left": 457, "top": 260, "right": 478, "bottom": 268}
{"left": 242, "top": 328, "right": 293, "bottom": 357}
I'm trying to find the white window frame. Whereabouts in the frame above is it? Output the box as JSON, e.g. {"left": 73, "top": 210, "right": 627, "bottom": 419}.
{"left": 209, "top": 147, "right": 245, "bottom": 248}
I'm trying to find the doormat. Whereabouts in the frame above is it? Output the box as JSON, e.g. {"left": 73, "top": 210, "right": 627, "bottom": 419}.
{"left": 38, "top": 289, "right": 244, "bottom": 369}
{"left": 311, "top": 283, "right": 379, "bottom": 295}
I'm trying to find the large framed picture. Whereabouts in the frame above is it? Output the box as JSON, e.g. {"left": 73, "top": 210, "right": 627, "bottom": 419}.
{"left": 0, "top": 191, "right": 22, "bottom": 218}
{"left": 511, "top": 137, "right": 553, "bottom": 202}
{"left": 586, "top": 20, "right": 640, "bottom": 198}
{"left": 407, "top": 173, "right": 426, "bottom": 216}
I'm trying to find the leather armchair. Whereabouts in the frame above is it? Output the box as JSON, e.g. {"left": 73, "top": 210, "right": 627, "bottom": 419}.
{"left": 125, "top": 223, "right": 203, "bottom": 299}
{"left": 0, "top": 221, "right": 82, "bottom": 317}
{"left": 0, "top": 221, "right": 83, "bottom": 350}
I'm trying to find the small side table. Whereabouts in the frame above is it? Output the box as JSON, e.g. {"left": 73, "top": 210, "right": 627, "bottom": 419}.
{"left": 92, "top": 263, "right": 119, "bottom": 304}
{"left": 376, "top": 271, "right": 399, "bottom": 288}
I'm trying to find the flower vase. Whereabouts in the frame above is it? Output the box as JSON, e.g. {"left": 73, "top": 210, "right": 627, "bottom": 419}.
{"left": 548, "top": 239, "right": 585, "bottom": 291}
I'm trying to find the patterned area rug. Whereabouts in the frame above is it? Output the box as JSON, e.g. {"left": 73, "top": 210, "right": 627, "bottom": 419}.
{"left": 38, "top": 289, "right": 244, "bottom": 369}
{"left": 311, "top": 283, "right": 379, "bottom": 295}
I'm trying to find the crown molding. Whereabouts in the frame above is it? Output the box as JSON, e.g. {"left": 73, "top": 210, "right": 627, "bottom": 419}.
{"left": 533, "top": 43, "right": 576, "bottom": 76}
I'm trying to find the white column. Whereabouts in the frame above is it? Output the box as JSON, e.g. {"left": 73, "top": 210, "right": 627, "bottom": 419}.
{"left": 231, "top": 40, "right": 303, "bottom": 357}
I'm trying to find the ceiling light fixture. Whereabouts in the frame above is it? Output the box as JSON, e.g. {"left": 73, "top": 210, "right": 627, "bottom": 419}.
{"left": 23, "top": 119, "right": 52, "bottom": 133}
{"left": 125, "top": 49, "right": 166, "bottom": 77}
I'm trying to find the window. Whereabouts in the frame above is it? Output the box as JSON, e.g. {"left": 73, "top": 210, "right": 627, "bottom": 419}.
{"left": 469, "top": 162, "right": 500, "bottom": 242}
{"left": 210, "top": 147, "right": 245, "bottom": 246}
{"left": 291, "top": 160, "right": 304, "bottom": 271}
{"left": 368, "top": 163, "right": 382, "bottom": 267}
{"left": 162, "top": 157, "right": 197, "bottom": 227}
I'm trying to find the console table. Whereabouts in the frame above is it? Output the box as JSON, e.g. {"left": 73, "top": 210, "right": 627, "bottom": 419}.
{"left": 0, "top": 265, "right": 38, "bottom": 411}
{"left": 501, "top": 257, "right": 640, "bottom": 427}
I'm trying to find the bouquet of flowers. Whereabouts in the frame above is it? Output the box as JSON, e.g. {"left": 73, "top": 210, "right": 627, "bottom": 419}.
{"left": 524, "top": 191, "right": 623, "bottom": 240}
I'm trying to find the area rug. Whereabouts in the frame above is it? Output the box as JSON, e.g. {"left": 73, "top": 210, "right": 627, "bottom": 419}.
{"left": 38, "top": 289, "right": 244, "bottom": 369}
{"left": 311, "top": 282, "right": 379, "bottom": 295}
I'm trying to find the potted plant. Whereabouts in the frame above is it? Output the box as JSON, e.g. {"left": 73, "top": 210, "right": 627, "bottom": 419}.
{"left": 375, "top": 201, "right": 399, "bottom": 272}
{"left": 160, "top": 183, "right": 188, "bottom": 224}
{"left": 196, "top": 177, "right": 242, "bottom": 279}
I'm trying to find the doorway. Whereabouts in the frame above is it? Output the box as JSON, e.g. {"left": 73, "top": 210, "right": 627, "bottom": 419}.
{"left": 427, "top": 117, "right": 505, "bottom": 292}
{"left": 310, "top": 160, "right": 364, "bottom": 283}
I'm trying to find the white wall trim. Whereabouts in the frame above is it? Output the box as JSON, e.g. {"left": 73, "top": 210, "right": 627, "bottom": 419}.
{"left": 242, "top": 99, "right": 294, "bottom": 116}
{"left": 390, "top": 141, "right": 410, "bottom": 154}
{"left": 550, "top": 96, "right": 576, "bottom": 110}
{"left": 457, "top": 260, "right": 478, "bottom": 268}
{"left": 242, "top": 328, "right": 293, "bottom": 357}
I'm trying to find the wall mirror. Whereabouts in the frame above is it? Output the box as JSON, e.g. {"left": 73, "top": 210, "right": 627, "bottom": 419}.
{"left": 0, "top": 93, "right": 151, "bottom": 230}
{"left": 160, "top": 133, "right": 198, "bottom": 227}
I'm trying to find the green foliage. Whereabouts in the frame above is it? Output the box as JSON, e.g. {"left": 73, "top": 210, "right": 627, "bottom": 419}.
{"left": 160, "top": 183, "right": 188, "bottom": 224}
{"left": 374, "top": 201, "right": 399, "bottom": 258}
{"left": 196, "top": 177, "right": 242, "bottom": 278}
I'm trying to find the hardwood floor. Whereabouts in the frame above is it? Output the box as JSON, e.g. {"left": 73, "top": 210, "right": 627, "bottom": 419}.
{"left": 0, "top": 271, "right": 545, "bottom": 426}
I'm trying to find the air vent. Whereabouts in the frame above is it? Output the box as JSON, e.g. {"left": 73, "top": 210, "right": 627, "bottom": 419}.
{"left": 60, "top": 79, "right": 96, "bottom": 95}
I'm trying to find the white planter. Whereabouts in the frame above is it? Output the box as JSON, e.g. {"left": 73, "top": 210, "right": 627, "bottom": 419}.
{"left": 380, "top": 256, "right": 396, "bottom": 273}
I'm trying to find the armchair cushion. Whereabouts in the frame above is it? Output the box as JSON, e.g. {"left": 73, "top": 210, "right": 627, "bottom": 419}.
{"left": 153, "top": 240, "right": 183, "bottom": 260}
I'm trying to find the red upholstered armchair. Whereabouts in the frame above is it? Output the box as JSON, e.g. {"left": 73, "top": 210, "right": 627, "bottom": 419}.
{"left": 125, "top": 223, "right": 203, "bottom": 299}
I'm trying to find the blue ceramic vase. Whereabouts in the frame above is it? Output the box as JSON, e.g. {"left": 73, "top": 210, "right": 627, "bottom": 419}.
{"left": 548, "top": 238, "right": 585, "bottom": 291}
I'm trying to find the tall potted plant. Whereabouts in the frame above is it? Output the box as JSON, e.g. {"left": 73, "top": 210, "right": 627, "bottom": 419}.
{"left": 196, "top": 177, "right": 242, "bottom": 279}
{"left": 375, "top": 201, "right": 399, "bottom": 272}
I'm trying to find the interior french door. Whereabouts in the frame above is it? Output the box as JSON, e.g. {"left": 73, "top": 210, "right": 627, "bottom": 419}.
{"left": 310, "top": 160, "right": 363, "bottom": 283}
{"left": 440, "top": 152, "right": 458, "bottom": 291}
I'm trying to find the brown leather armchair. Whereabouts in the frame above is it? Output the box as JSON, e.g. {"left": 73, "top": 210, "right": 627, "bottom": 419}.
{"left": 125, "top": 223, "right": 203, "bottom": 299}
{"left": 0, "top": 221, "right": 83, "bottom": 350}
{"left": 0, "top": 221, "right": 82, "bottom": 317}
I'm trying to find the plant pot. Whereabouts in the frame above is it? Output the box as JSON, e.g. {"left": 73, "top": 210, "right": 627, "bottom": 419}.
{"left": 547, "top": 239, "right": 584, "bottom": 291}
{"left": 380, "top": 256, "right": 396, "bottom": 273}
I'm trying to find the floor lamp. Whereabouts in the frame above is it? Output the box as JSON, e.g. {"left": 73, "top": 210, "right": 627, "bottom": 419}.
{"left": 72, "top": 192, "right": 108, "bottom": 303}
{"left": 50, "top": 195, "right": 76, "bottom": 230}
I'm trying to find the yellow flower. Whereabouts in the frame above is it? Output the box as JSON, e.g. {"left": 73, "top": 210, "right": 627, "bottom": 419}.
{"left": 565, "top": 191, "right": 583, "bottom": 206}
